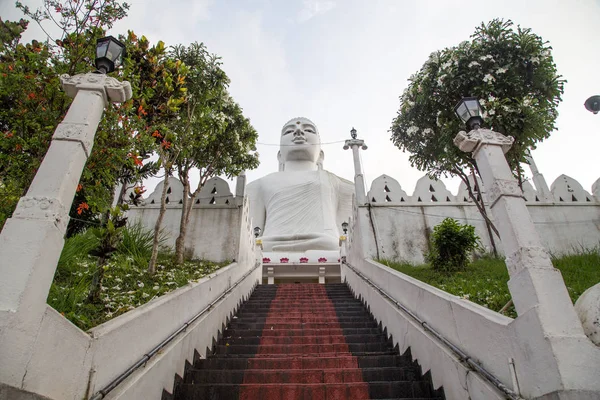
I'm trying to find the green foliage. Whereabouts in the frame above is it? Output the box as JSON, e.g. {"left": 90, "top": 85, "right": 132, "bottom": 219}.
{"left": 390, "top": 19, "right": 565, "bottom": 181}
{"left": 0, "top": 1, "right": 189, "bottom": 233}
{"left": 118, "top": 221, "right": 167, "bottom": 267}
{"left": 166, "top": 43, "right": 260, "bottom": 264}
{"left": 383, "top": 257, "right": 514, "bottom": 316}
{"left": 87, "top": 205, "right": 128, "bottom": 302}
{"left": 427, "top": 218, "right": 480, "bottom": 272}
{"left": 49, "top": 227, "right": 228, "bottom": 330}
{"left": 382, "top": 248, "right": 600, "bottom": 318}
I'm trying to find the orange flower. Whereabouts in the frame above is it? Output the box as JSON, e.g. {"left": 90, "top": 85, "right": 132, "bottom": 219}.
{"left": 15, "top": 144, "right": 22, "bottom": 151}
{"left": 76, "top": 184, "right": 83, "bottom": 192}
{"left": 76, "top": 202, "right": 89, "bottom": 215}
{"left": 152, "top": 130, "right": 162, "bottom": 138}
{"left": 160, "top": 140, "right": 171, "bottom": 149}
{"left": 27, "top": 93, "right": 36, "bottom": 100}
{"left": 137, "top": 105, "right": 147, "bottom": 116}
{"left": 4, "top": 132, "right": 13, "bottom": 138}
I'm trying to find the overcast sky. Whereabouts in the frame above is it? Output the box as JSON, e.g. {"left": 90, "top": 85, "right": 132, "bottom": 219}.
{"left": 3, "top": 0, "right": 599, "bottom": 196}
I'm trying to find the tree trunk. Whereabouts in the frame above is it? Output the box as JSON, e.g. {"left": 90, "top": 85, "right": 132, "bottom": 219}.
{"left": 175, "top": 178, "right": 191, "bottom": 265}
{"left": 456, "top": 166, "right": 499, "bottom": 258}
{"left": 148, "top": 170, "right": 171, "bottom": 274}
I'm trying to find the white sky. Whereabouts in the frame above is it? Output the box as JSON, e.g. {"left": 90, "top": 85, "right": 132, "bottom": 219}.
{"left": 3, "top": 0, "right": 599, "bottom": 196}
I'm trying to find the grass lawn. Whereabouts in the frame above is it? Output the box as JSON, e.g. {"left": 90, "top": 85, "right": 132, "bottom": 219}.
{"left": 380, "top": 250, "right": 600, "bottom": 318}
{"left": 48, "top": 225, "right": 229, "bottom": 331}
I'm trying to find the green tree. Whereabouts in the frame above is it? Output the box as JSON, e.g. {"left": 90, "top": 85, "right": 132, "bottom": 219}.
{"left": 390, "top": 19, "right": 564, "bottom": 254}
{"left": 0, "top": 1, "right": 187, "bottom": 233}
{"left": 427, "top": 218, "right": 480, "bottom": 273}
{"left": 169, "top": 43, "right": 260, "bottom": 265}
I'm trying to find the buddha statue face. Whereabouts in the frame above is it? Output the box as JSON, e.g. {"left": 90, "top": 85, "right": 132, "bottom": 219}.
{"left": 279, "top": 117, "right": 322, "bottom": 165}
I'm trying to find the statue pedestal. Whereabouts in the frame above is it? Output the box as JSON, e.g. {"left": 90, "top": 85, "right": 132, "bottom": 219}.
{"left": 261, "top": 250, "right": 341, "bottom": 284}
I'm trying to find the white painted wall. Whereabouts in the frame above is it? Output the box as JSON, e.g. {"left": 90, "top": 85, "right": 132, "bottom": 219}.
{"left": 361, "top": 173, "right": 600, "bottom": 263}
{"left": 13, "top": 259, "right": 261, "bottom": 400}
{"left": 365, "top": 203, "right": 600, "bottom": 263}
{"left": 3, "top": 192, "right": 260, "bottom": 400}
{"left": 127, "top": 205, "right": 242, "bottom": 262}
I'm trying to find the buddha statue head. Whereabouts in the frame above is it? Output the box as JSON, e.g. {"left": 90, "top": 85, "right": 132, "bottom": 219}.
{"left": 278, "top": 117, "right": 324, "bottom": 171}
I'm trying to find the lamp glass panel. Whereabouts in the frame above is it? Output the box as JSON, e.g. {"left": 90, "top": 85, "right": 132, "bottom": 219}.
{"left": 107, "top": 39, "right": 123, "bottom": 66}
{"left": 456, "top": 102, "right": 470, "bottom": 122}
{"left": 96, "top": 40, "right": 109, "bottom": 59}
{"left": 465, "top": 98, "right": 482, "bottom": 116}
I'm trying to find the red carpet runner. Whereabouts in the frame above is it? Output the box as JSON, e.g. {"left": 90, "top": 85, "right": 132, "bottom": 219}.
{"left": 170, "top": 283, "right": 444, "bottom": 399}
{"left": 239, "top": 284, "right": 370, "bottom": 399}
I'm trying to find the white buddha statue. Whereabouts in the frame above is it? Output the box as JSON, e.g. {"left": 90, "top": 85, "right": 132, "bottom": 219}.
{"left": 247, "top": 117, "right": 353, "bottom": 255}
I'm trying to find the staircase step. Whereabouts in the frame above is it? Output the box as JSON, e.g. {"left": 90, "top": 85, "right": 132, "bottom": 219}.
{"left": 215, "top": 342, "right": 391, "bottom": 355}
{"left": 222, "top": 333, "right": 387, "bottom": 345}
{"left": 169, "top": 283, "right": 443, "bottom": 400}
{"left": 175, "top": 381, "right": 437, "bottom": 399}
{"left": 185, "top": 367, "right": 424, "bottom": 385}
{"left": 195, "top": 354, "right": 415, "bottom": 370}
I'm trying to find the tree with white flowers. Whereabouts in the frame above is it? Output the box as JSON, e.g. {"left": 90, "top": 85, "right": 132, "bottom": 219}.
{"left": 390, "top": 19, "right": 565, "bottom": 254}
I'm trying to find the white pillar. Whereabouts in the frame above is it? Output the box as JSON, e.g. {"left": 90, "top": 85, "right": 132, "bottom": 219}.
{"left": 525, "top": 150, "right": 552, "bottom": 201}
{"left": 0, "top": 73, "right": 131, "bottom": 388}
{"left": 318, "top": 267, "right": 326, "bottom": 284}
{"left": 267, "top": 267, "right": 274, "bottom": 285}
{"left": 343, "top": 138, "right": 368, "bottom": 204}
{"left": 454, "top": 129, "right": 595, "bottom": 399}
{"left": 235, "top": 171, "right": 246, "bottom": 206}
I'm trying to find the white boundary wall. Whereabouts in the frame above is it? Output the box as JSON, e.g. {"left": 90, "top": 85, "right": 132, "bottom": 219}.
{"left": 367, "top": 203, "right": 600, "bottom": 263}
{"left": 6, "top": 197, "right": 261, "bottom": 400}
{"left": 342, "top": 259, "right": 510, "bottom": 400}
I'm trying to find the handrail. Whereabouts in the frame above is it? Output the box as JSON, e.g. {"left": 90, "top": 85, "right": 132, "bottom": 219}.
{"left": 89, "top": 261, "right": 261, "bottom": 400}
{"left": 343, "top": 260, "right": 524, "bottom": 400}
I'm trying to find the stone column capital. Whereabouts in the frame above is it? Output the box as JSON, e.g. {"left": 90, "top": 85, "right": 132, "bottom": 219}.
{"left": 453, "top": 128, "right": 514, "bottom": 155}
{"left": 60, "top": 72, "right": 132, "bottom": 104}
{"left": 343, "top": 139, "right": 368, "bottom": 150}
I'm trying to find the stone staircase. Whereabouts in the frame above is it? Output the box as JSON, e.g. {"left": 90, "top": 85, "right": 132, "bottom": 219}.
{"left": 167, "top": 283, "right": 444, "bottom": 399}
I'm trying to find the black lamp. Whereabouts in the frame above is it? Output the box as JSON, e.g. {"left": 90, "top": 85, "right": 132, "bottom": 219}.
{"left": 95, "top": 36, "right": 126, "bottom": 74}
{"left": 350, "top": 127, "right": 357, "bottom": 140}
{"left": 254, "top": 226, "right": 262, "bottom": 238}
{"left": 341, "top": 221, "right": 349, "bottom": 234}
{"left": 584, "top": 95, "right": 600, "bottom": 114}
{"left": 454, "top": 97, "right": 484, "bottom": 130}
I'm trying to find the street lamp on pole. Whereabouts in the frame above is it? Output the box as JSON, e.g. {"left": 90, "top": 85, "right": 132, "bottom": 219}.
{"left": 454, "top": 97, "right": 484, "bottom": 130}
{"left": 95, "top": 36, "right": 126, "bottom": 74}
{"left": 0, "top": 36, "right": 132, "bottom": 388}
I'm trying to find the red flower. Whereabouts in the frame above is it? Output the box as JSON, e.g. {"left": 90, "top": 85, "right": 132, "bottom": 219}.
{"left": 128, "top": 153, "right": 143, "bottom": 166}
{"left": 161, "top": 140, "right": 171, "bottom": 149}
{"left": 299, "top": 257, "right": 309, "bottom": 263}
{"left": 318, "top": 257, "right": 327, "bottom": 263}
{"left": 262, "top": 257, "right": 271, "bottom": 263}
{"left": 76, "top": 202, "right": 89, "bottom": 215}
{"left": 76, "top": 184, "right": 83, "bottom": 192}
{"left": 280, "top": 258, "right": 289, "bottom": 263}
{"left": 15, "top": 144, "right": 22, "bottom": 151}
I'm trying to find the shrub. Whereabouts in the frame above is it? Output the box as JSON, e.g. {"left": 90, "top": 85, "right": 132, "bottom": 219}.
{"left": 427, "top": 218, "right": 479, "bottom": 272}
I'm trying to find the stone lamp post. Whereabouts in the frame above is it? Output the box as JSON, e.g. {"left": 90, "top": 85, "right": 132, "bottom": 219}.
{"left": 343, "top": 127, "right": 368, "bottom": 204}
{"left": 453, "top": 97, "right": 598, "bottom": 399}
{"left": 0, "top": 37, "right": 132, "bottom": 391}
